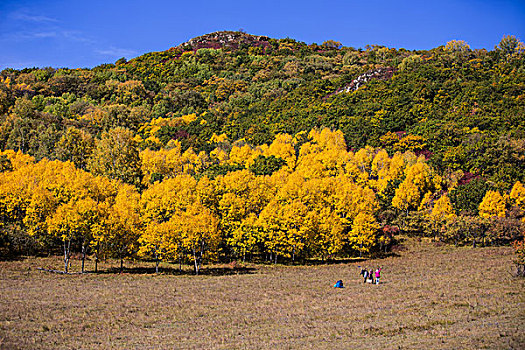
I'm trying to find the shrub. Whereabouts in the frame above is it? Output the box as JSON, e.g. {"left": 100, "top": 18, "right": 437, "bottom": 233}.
{"left": 513, "top": 239, "right": 525, "bottom": 277}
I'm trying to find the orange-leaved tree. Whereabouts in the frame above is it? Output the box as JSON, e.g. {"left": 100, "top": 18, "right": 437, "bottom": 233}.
{"left": 348, "top": 212, "right": 379, "bottom": 257}
{"left": 479, "top": 190, "right": 506, "bottom": 218}
{"left": 178, "top": 203, "right": 219, "bottom": 275}
{"left": 510, "top": 181, "right": 525, "bottom": 216}
{"left": 46, "top": 198, "right": 100, "bottom": 273}
{"left": 105, "top": 183, "right": 142, "bottom": 272}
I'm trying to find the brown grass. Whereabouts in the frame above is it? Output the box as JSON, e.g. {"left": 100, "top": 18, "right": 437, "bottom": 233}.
{"left": 0, "top": 238, "right": 524, "bottom": 349}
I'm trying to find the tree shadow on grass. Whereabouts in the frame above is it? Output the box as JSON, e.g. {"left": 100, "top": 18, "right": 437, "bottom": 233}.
{"left": 0, "top": 254, "right": 26, "bottom": 262}
{"left": 375, "top": 252, "right": 401, "bottom": 259}
{"left": 304, "top": 257, "right": 368, "bottom": 266}
{"left": 98, "top": 265, "right": 257, "bottom": 276}
{"left": 303, "top": 252, "right": 400, "bottom": 266}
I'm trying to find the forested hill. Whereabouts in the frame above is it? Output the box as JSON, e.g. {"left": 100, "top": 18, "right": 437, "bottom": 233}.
{"left": 0, "top": 31, "right": 524, "bottom": 189}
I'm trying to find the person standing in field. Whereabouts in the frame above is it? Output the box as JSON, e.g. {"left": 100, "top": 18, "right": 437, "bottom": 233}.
{"left": 375, "top": 267, "right": 382, "bottom": 284}
{"left": 360, "top": 266, "right": 368, "bottom": 283}
{"left": 367, "top": 269, "right": 374, "bottom": 283}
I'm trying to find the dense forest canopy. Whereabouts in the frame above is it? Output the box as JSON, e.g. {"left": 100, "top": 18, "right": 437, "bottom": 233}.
{"left": 1, "top": 31, "right": 524, "bottom": 186}
{"left": 0, "top": 31, "right": 524, "bottom": 271}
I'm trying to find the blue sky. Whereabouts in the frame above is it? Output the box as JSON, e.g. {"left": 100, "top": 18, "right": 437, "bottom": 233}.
{"left": 1, "top": 0, "right": 524, "bottom": 70}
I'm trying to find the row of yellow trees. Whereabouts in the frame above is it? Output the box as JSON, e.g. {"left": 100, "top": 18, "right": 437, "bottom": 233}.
{"left": 1, "top": 128, "right": 524, "bottom": 273}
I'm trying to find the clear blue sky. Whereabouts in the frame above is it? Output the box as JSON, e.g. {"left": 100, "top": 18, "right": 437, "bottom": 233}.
{"left": 1, "top": 0, "right": 524, "bottom": 70}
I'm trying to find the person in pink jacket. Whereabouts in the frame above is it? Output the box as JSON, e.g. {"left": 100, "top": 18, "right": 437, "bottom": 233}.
{"left": 375, "top": 267, "right": 382, "bottom": 284}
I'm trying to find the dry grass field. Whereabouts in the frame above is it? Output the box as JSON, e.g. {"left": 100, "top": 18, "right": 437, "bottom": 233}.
{"left": 1, "top": 238, "right": 524, "bottom": 349}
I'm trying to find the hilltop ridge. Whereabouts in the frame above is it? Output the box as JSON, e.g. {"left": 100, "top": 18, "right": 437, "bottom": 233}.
{"left": 0, "top": 32, "right": 524, "bottom": 193}
{"left": 175, "top": 31, "right": 272, "bottom": 51}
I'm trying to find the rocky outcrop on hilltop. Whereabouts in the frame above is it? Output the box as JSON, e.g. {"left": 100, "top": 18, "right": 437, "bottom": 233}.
{"left": 177, "top": 31, "right": 271, "bottom": 51}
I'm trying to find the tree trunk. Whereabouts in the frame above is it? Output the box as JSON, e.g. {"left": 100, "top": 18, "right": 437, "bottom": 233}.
{"left": 63, "top": 240, "right": 71, "bottom": 273}
{"left": 179, "top": 254, "right": 182, "bottom": 272}
{"left": 198, "top": 241, "right": 204, "bottom": 272}
{"left": 274, "top": 253, "right": 277, "bottom": 264}
{"left": 94, "top": 247, "right": 99, "bottom": 273}
{"left": 63, "top": 241, "right": 68, "bottom": 273}
{"left": 193, "top": 248, "right": 199, "bottom": 275}
{"left": 154, "top": 247, "right": 159, "bottom": 274}
{"left": 292, "top": 246, "right": 295, "bottom": 263}
{"left": 81, "top": 242, "right": 86, "bottom": 274}
{"left": 118, "top": 246, "right": 124, "bottom": 273}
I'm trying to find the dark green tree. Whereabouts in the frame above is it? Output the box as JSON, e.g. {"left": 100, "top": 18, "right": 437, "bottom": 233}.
{"left": 249, "top": 155, "right": 286, "bottom": 176}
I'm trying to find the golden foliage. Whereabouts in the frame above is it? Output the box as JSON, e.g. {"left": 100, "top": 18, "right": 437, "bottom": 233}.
{"left": 479, "top": 190, "right": 506, "bottom": 218}
{"left": 1, "top": 125, "right": 465, "bottom": 265}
